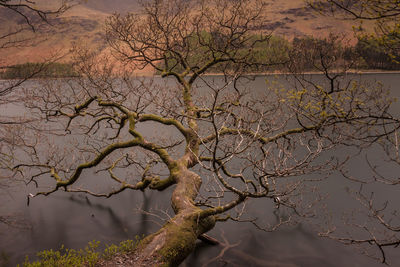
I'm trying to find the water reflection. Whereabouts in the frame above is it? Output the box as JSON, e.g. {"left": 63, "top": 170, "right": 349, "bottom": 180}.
{"left": 184, "top": 223, "right": 388, "bottom": 267}
{"left": 1, "top": 74, "right": 400, "bottom": 266}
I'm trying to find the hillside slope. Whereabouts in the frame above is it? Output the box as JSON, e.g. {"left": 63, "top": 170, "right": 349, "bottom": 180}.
{"left": 0, "top": 0, "right": 357, "bottom": 73}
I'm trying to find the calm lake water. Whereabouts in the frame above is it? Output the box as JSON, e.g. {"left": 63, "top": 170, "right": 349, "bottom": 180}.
{"left": 1, "top": 73, "right": 400, "bottom": 266}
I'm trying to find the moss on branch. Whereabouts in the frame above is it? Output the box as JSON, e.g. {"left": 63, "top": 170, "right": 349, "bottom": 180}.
{"left": 138, "top": 114, "right": 188, "bottom": 138}
{"left": 201, "top": 123, "right": 328, "bottom": 145}
{"left": 55, "top": 139, "right": 142, "bottom": 188}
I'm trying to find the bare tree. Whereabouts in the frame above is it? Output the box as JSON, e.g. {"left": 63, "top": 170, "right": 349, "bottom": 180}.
{"left": 307, "top": 0, "right": 400, "bottom": 57}
{"left": 307, "top": 0, "right": 400, "bottom": 20}
{"left": 0, "top": 1, "right": 75, "bottom": 228}
{"left": 286, "top": 31, "right": 400, "bottom": 264}
{"left": 0, "top": 0, "right": 74, "bottom": 138}
{"left": 0, "top": 0, "right": 75, "bottom": 95}
{"left": 312, "top": 123, "right": 400, "bottom": 264}
{"left": 305, "top": 1, "right": 400, "bottom": 263}
{"left": 10, "top": 0, "right": 400, "bottom": 265}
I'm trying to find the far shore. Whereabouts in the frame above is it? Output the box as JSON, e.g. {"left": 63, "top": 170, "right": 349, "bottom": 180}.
{"left": 1, "top": 69, "right": 400, "bottom": 81}
{"left": 151, "top": 69, "right": 400, "bottom": 78}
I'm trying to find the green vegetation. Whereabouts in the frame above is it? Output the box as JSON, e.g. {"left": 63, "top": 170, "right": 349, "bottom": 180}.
{"left": 291, "top": 35, "right": 400, "bottom": 71}
{"left": 0, "top": 62, "right": 78, "bottom": 80}
{"left": 355, "top": 35, "right": 400, "bottom": 70}
{"left": 3, "top": 36, "right": 398, "bottom": 79}
{"left": 157, "top": 32, "right": 290, "bottom": 74}
{"left": 19, "top": 238, "right": 141, "bottom": 267}
{"left": 157, "top": 32, "right": 400, "bottom": 74}
{"left": 102, "top": 239, "right": 140, "bottom": 259}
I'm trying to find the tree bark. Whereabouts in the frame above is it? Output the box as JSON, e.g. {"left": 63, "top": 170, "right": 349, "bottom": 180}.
{"left": 132, "top": 163, "right": 216, "bottom": 266}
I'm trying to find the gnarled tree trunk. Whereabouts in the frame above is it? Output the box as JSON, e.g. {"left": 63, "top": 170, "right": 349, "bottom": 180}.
{"left": 133, "top": 164, "right": 216, "bottom": 266}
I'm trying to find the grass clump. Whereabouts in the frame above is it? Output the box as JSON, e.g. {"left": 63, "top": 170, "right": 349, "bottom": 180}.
{"left": 19, "top": 237, "right": 141, "bottom": 267}
{"left": 103, "top": 237, "right": 141, "bottom": 259}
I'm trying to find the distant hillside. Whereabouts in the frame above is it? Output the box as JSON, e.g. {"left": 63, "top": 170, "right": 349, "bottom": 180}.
{"left": 82, "top": 0, "right": 141, "bottom": 14}
{"left": 0, "top": 0, "right": 359, "bottom": 74}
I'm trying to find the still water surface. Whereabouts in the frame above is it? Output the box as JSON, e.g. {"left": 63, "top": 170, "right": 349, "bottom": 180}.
{"left": 1, "top": 73, "right": 400, "bottom": 266}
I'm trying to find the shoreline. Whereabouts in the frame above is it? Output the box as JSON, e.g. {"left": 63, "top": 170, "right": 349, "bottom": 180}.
{"left": 152, "top": 69, "right": 400, "bottom": 78}
{"left": 1, "top": 69, "right": 399, "bottom": 81}
{"left": 186, "top": 69, "right": 400, "bottom": 76}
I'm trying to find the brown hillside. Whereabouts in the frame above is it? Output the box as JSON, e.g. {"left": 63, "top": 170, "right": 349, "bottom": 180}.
{"left": 0, "top": 0, "right": 358, "bottom": 74}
